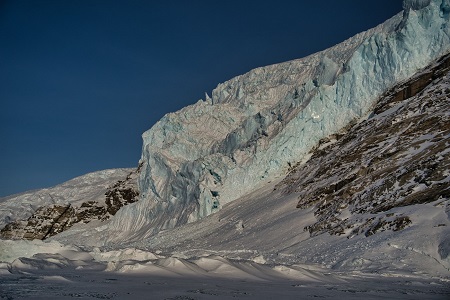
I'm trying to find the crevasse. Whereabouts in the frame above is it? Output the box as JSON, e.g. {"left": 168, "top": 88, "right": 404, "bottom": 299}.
{"left": 106, "top": 0, "right": 450, "bottom": 242}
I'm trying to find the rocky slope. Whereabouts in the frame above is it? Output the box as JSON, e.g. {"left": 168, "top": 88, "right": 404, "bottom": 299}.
{"left": 278, "top": 53, "right": 450, "bottom": 238}
{"left": 0, "top": 167, "right": 140, "bottom": 240}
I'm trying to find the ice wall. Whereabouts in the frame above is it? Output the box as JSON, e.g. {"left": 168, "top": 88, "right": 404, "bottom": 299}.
{"left": 403, "top": 0, "right": 432, "bottom": 10}
{"left": 107, "top": 0, "right": 450, "bottom": 241}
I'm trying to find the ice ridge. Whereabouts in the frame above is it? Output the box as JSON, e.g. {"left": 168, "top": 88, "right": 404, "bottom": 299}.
{"left": 105, "top": 0, "right": 450, "bottom": 242}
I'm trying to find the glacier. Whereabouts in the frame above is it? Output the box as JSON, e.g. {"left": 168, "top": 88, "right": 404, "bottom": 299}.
{"left": 96, "top": 0, "right": 450, "bottom": 242}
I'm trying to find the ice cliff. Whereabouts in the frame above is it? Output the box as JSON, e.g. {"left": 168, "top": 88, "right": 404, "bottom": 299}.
{"left": 106, "top": 0, "right": 450, "bottom": 240}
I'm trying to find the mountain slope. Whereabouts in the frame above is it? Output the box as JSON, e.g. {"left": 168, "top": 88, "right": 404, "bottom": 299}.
{"left": 100, "top": 0, "right": 450, "bottom": 242}
{"left": 95, "top": 53, "right": 448, "bottom": 278}
{"left": 285, "top": 53, "right": 450, "bottom": 239}
{"left": 0, "top": 168, "right": 139, "bottom": 240}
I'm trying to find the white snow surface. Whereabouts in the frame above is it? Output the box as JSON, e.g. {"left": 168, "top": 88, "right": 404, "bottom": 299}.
{"left": 2, "top": 245, "right": 448, "bottom": 300}
{"left": 97, "top": 0, "right": 450, "bottom": 242}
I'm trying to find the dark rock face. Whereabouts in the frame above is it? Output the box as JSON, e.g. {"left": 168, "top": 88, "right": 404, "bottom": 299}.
{"left": 277, "top": 54, "right": 450, "bottom": 238}
{"left": 0, "top": 205, "right": 75, "bottom": 240}
{"left": 104, "top": 172, "right": 140, "bottom": 216}
{"left": 0, "top": 166, "right": 141, "bottom": 240}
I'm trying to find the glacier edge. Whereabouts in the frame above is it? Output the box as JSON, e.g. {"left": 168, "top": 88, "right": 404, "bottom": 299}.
{"left": 91, "top": 0, "right": 450, "bottom": 244}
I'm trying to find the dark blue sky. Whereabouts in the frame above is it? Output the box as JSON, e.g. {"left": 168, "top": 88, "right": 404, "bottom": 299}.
{"left": 0, "top": 0, "right": 402, "bottom": 197}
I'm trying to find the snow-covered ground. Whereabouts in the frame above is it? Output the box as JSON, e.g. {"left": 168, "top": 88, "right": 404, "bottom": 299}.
{"left": 1, "top": 267, "right": 448, "bottom": 299}
{"left": 1, "top": 237, "right": 449, "bottom": 299}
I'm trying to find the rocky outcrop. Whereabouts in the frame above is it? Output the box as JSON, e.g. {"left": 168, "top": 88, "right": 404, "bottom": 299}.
{"left": 0, "top": 166, "right": 140, "bottom": 240}
{"left": 276, "top": 53, "right": 450, "bottom": 238}
{"left": 1, "top": 204, "right": 75, "bottom": 240}
{"left": 104, "top": 166, "right": 141, "bottom": 216}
